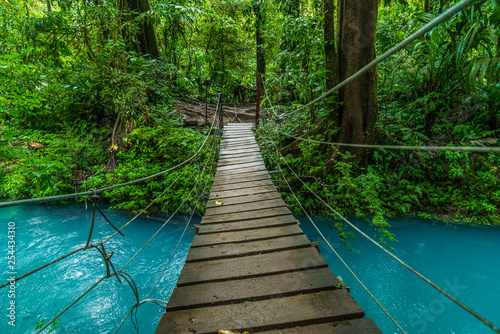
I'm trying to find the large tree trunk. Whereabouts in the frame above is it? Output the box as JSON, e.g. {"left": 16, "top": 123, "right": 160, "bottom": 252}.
{"left": 254, "top": 0, "right": 266, "bottom": 75}
{"left": 47, "top": 0, "right": 52, "bottom": 12}
{"left": 330, "top": 0, "right": 378, "bottom": 163}
{"left": 323, "top": 0, "right": 338, "bottom": 124}
{"left": 124, "top": 0, "right": 160, "bottom": 58}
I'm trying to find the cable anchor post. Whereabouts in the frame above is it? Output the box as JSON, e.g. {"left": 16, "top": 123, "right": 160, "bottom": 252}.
{"left": 99, "top": 241, "right": 121, "bottom": 283}
{"left": 255, "top": 72, "right": 262, "bottom": 127}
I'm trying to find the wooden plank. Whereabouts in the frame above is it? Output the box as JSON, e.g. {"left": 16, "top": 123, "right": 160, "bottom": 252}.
{"left": 220, "top": 146, "right": 261, "bottom": 154}
{"left": 255, "top": 319, "right": 383, "bottom": 334}
{"left": 192, "top": 224, "right": 303, "bottom": 247}
{"left": 197, "top": 215, "right": 298, "bottom": 234}
{"left": 212, "top": 170, "right": 270, "bottom": 184}
{"left": 218, "top": 156, "right": 264, "bottom": 166}
{"left": 225, "top": 124, "right": 253, "bottom": 127}
{"left": 217, "top": 161, "right": 265, "bottom": 171}
{"left": 220, "top": 142, "right": 258, "bottom": 150}
{"left": 186, "top": 234, "right": 312, "bottom": 262}
{"left": 210, "top": 179, "right": 274, "bottom": 192}
{"left": 217, "top": 151, "right": 262, "bottom": 159}
{"left": 201, "top": 207, "right": 291, "bottom": 224}
{"left": 210, "top": 185, "right": 275, "bottom": 199}
{"left": 205, "top": 197, "right": 284, "bottom": 216}
{"left": 216, "top": 161, "right": 265, "bottom": 171}
{"left": 219, "top": 147, "right": 260, "bottom": 155}
{"left": 177, "top": 247, "right": 327, "bottom": 286}
{"left": 167, "top": 267, "right": 340, "bottom": 310}
{"left": 221, "top": 136, "right": 255, "bottom": 141}
{"left": 155, "top": 290, "right": 364, "bottom": 334}
{"left": 215, "top": 165, "right": 268, "bottom": 176}
{"left": 212, "top": 173, "right": 271, "bottom": 187}
{"left": 222, "top": 132, "right": 254, "bottom": 136}
{"left": 220, "top": 140, "right": 256, "bottom": 146}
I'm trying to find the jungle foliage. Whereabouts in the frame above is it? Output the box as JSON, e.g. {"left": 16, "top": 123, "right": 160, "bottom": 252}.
{"left": 0, "top": 0, "right": 499, "bottom": 227}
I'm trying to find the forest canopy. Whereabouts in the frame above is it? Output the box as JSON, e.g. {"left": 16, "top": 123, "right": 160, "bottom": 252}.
{"left": 0, "top": 0, "right": 499, "bottom": 226}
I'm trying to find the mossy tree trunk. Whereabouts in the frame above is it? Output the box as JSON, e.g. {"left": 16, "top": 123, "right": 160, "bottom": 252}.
{"left": 123, "top": 0, "right": 160, "bottom": 58}
{"left": 323, "top": 0, "right": 338, "bottom": 123}
{"left": 326, "top": 0, "right": 378, "bottom": 165}
{"left": 253, "top": 0, "right": 266, "bottom": 75}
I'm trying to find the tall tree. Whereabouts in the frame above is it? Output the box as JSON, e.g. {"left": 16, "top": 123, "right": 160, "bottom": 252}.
{"left": 253, "top": 0, "right": 266, "bottom": 75}
{"left": 328, "top": 0, "right": 378, "bottom": 163}
{"left": 323, "top": 0, "right": 338, "bottom": 112}
{"left": 123, "top": 0, "right": 160, "bottom": 58}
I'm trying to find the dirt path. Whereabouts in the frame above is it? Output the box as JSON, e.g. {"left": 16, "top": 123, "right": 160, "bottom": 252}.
{"left": 176, "top": 101, "right": 256, "bottom": 128}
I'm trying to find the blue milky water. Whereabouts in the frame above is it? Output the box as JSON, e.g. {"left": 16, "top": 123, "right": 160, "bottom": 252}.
{"left": 0, "top": 203, "right": 196, "bottom": 334}
{"left": 299, "top": 216, "right": 500, "bottom": 334}
{"left": 1, "top": 204, "right": 499, "bottom": 334}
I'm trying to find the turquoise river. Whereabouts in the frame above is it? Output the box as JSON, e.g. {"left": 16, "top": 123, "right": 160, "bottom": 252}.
{"left": 1, "top": 203, "right": 499, "bottom": 333}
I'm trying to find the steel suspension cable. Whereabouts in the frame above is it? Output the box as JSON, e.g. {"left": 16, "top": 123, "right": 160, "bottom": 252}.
{"left": 0, "top": 163, "right": 192, "bottom": 290}
{"left": 280, "top": 0, "right": 479, "bottom": 119}
{"left": 261, "top": 96, "right": 406, "bottom": 333}
{"left": 0, "top": 100, "right": 220, "bottom": 209}
{"left": 280, "top": 131, "right": 500, "bottom": 153}
{"left": 265, "top": 132, "right": 500, "bottom": 333}
{"left": 25, "top": 96, "right": 224, "bottom": 333}
{"left": 0, "top": 96, "right": 222, "bottom": 289}
{"left": 113, "top": 142, "right": 219, "bottom": 333}
{"left": 262, "top": 80, "right": 500, "bottom": 153}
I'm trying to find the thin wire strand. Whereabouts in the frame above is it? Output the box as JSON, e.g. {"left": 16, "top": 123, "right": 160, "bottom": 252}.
{"left": 0, "top": 103, "right": 220, "bottom": 209}
{"left": 113, "top": 142, "right": 219, "bottom": 334}
{"left": 265, "top": 129, "right": 500, "bottom": 333}
{"left": 265, "top": 144, "right": 406, "bottom": 333}
{"left": 0, "top": 97, "right": 223, "bottom": 289}
{"left": 27, "top": 96, "right": 223, "bottom": 333}
{"left": 281, "top": 0, "right": 478, "bottom": 118}
{"left": 0, "top": 164, "right": 192, "bottom": 290}
{"left": 280, "top": 131, "right": 500, "bottom": 153}
{"left": 260, "top": 98, "right": 406, "bottom": 332}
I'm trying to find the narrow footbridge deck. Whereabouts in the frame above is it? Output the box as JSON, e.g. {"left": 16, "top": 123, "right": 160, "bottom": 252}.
{"left": 156, "top": 123, "right": 382, "bottom": 333}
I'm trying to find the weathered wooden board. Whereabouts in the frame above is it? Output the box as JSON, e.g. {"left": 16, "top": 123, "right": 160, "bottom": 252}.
{"left": 192, "top": 224, "right": 303, "bottom": 247}
{"left": 210, "top": 179, "right": 274, "bottom": 192}
{"left": 222, "top": 132, "right": 254, "bottom": 137}
{"left": 155, "top": 290, "right": 364, "bottom": 334}
{"left": 205, "top": 198, "right": 285, "bottom": 216}
{"left": 217, "top": 156, "right": 264, "bottom": 166}
{"left": 255, "top": 318, "right": 383, "bottom": 334}
{"left": 217, "top": 161, "right": 265, "bottom": 171}
{"left": 219, "top": 147, "right": 261, "bottom": 155}
{"left": 211, "top": 171, "right": 271, "bottom": 185}
{"left": 220, "top": 143, "right": 258, "bottom": 150}
{"left": 167, "top": 267, "right": 340, "bottom": 310}
{"left": 197, "top": 215, "right": 298, "bottom": 234}
{"left": 201, "top": 206, "right": 291, "bottom": 224}
{"left": 212, "top": 173, "right": 271, "bottom": 187}
{"left": 215, "top": 165, "right": 269, "bottom": 176}
{"left": 209, "top": 185, "right": 275, "bottom": 199}
{"left": 217, "top": 151, "right": 262, "bottom": 159}
{"left": 177, "top": 247, "right": 327, "bottom": 286}
{"left": 220, "top": 141, "right": 256, "bottom": 147}
{"left": 220, "top": 146, "right": 261, "bottom": 154}
{"left": 156, "top": 121, "right": 381, "bottom": 334}
{"left": 187, "top": 234, "right": 311, "bottom": 262}
{"left": 221, "top": 136, "right": 255, "bottom": 141}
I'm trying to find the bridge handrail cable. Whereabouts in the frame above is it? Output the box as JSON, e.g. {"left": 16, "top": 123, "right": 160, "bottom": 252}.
{"left": 34, "top": 97, "right": 224, "bottom": 333}
{"left": 261, "top": 83, "right": 500, "bottom": 333}
{"left": 279, "top": 0, "right": 478, "bottom": 119}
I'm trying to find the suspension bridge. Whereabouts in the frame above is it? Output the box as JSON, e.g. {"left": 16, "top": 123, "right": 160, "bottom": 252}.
{"left": 154, "top": 122, "right": 381, "bottom": 333}
{"left": 2, "top": 0, "right": 500, "bottom": 332}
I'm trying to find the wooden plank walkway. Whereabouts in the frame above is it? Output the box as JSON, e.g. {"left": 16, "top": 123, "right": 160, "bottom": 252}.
{"left": 156, "top": 123, "right": 382, "bottom": 334}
